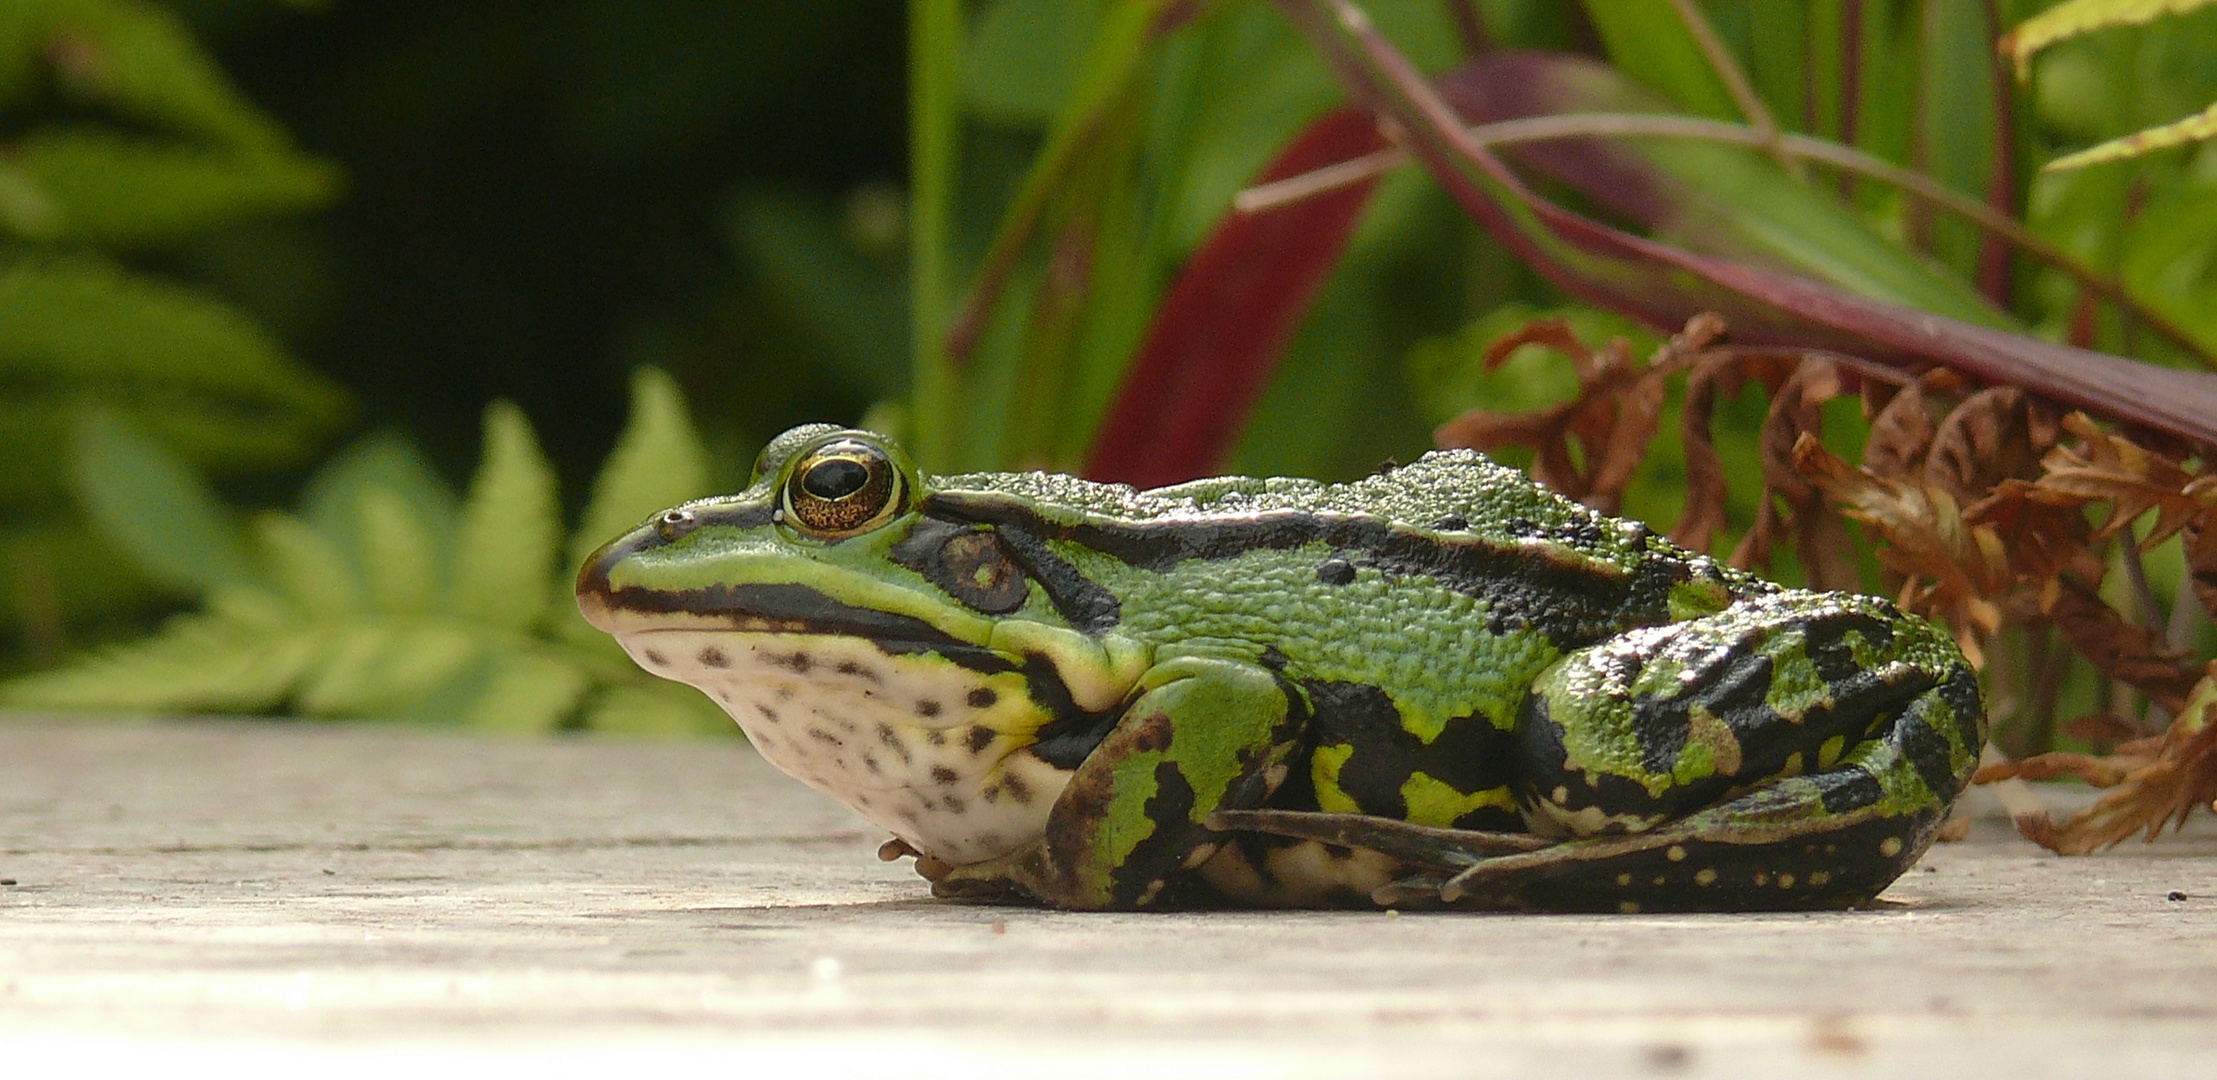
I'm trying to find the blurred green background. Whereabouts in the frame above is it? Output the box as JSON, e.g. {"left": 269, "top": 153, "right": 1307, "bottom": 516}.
{"left": 3, "top": 0, "right": 2213, "bottom": 740}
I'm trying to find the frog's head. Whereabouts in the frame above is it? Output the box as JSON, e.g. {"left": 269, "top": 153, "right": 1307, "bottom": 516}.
{"left": 576, "top": 425, "right": 1145, "bottom": 864}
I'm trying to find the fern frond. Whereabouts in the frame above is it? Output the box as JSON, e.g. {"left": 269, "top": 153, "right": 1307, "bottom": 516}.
{"left": 450, "top": 402, "right": 559, "bottom": 631}
{"left": 68, "top": 410, "right": 257, "bottom": 598}
{"left": 11, "top": 130, "right": 340, "bottom": 246}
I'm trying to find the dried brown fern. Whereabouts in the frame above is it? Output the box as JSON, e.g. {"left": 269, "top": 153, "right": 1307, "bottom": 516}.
{"left": 1436, "top": 313, "right": 2217, "bottom": 854}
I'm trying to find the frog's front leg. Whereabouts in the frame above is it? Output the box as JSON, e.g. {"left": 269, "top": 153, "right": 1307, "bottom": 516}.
{"left": 1448, "top": 591, "right": 1985, "bottom": 912}
{"left": 932, "top": 653, "right": 1304, "bottom": 910}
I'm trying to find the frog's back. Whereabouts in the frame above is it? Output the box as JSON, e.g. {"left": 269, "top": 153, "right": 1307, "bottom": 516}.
{"left": 928, "top": 451, "right": 1751, "bottom": 833}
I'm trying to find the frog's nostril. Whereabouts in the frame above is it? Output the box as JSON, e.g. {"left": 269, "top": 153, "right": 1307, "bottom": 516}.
{"left": 657, "top": 508, "right": 700, "bottom": 542}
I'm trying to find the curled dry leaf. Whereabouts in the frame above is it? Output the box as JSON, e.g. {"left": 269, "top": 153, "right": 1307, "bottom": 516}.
{"left": 1981, "top": 666, "right": 2217, "bottom": 855}
{"left": 1922, "top": 387, "right": 2062, "bottom": 507}
{"left": 2034, "top": 414, "right": 2212, "bottom": 546}
{"left": 1792, "top": 434, "right": 2006, "bottom": 664}
{"left": 2041, "top": 579, "right": 2204, "bottom": 716}
{"left": 1433, "top": 317, "right": 1666, "bottom": 514}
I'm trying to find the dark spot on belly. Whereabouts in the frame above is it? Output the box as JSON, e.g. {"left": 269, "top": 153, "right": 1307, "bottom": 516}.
{"left": 698, "top": 647, "right": 729, "bottom": 668}
{"left": 776, "top": 686, "right": 795, "bottom": 701}
{"left": 754, "top": 703, "right": 779, "bottom": 723}
{"left": 931, "top": 765, "right": 959, "bottom": 785}
{"left": 808, "top": 728, "right": 843, "bottom": 747}
{"left": 925, "top": 729, "right": 947, "bottom": 747}
{"left": 877, "top": 723, "right": 913, "bottom": 764}
{"left": 643, "top": 649, "right": 668, "bottom": 667}
{"left": 942, "top": 794, "right": 968, "bottom": 814}
{"left": 1316, "top": 558, "right": 1356, "bottom": 586}
{"left": 716, "top": 690, "right": 732, "bottom": 703}
{"left": 862, "top": 752, "right": 881, "bottom": 774}
{"left": 836, "top": 659, "right": 880, "bottom": 681}
{"left": 1001, "top": 773, "right": 1033, "bottom": 804}
{"left": 897, "top": 807, "right": 921, "bottom": 824}
{"left": 982, "top": 783, "right": 1001, "bottom": 802}
{"left": 854, "top": 792, "right": 873, "bottom": 807}
{"left": 771, "top": 651, "right": 814, "bottom": 673}
{"left": 836, "top": 719, "right": 857, "bottom": 733}
{"left": 964, "top": 726, "right": 996, "bottom": 753}
{"left": 916, "top": 699, "right": 942, "bottom": 718}
{"left": 967, "top": 687, "right": 998, "bottom": 709}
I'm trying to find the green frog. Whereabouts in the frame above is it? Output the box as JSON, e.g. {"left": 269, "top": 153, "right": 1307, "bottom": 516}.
{"left": 576, "top": 425, "right": 1983, "bottom": 913}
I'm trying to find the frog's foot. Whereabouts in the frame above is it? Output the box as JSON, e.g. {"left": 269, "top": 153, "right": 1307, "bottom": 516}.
{"left": 927, "top": 846, "right": 1049, "bottom": 906}
{"left": 1430, "top": 784, "right": 1945, "bottom": 913}
{"left": 1206, "top": 809, "right": 1549, "bottom": 869}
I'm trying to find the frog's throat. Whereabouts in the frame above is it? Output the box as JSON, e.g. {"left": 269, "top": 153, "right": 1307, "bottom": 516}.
{"left": 613, "top": 628, "right": 1077, "bottom": 864}
{"left": 579, "top": 580, "right": 1150, "bottom": 716}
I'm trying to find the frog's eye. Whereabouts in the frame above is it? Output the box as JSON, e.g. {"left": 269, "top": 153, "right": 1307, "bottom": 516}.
{"left": 782, "top": 438, "right": 907, "bottom": 538}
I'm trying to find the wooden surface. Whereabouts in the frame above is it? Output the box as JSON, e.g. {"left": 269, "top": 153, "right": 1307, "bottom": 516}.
{"left": 3, "top": 714, "right": 2214, "bottom": 1078}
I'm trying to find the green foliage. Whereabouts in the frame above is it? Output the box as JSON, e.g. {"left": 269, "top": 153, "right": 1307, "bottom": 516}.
{"left": 2, "top": 369, "right": 732, "bottom": 736}
{"left": 0, "top": 0, "right": 346, "bottom": 665}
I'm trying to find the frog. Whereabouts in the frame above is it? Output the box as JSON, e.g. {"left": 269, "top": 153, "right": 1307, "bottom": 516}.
{"left": 575, "top": 424, "right": 1985, "bottom": 913}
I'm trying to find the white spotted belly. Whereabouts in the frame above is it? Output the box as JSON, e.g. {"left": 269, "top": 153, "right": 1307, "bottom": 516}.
{"left": 615, "top": 629, "right": 1073, "bottom": 864}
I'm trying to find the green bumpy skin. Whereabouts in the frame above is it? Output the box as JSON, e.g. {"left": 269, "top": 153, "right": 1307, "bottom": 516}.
{"left": 576, "top": 425, "right": 1986, "bottom": 913}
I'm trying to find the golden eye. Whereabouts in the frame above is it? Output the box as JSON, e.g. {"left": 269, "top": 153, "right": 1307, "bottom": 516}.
{"left": 782, "top": 438, "right": 906, "bottom": 537}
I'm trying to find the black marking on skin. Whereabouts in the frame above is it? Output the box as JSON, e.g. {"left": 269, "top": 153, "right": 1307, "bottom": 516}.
{"left": 1020, "top": 650, "right": 1121, "bottom": 770}
{"left": 754, "top": 703, "right": 778, "bottom": 723}
{"left": 916, "top": 699, "right": 942, "bottom": 718}
{"left": 1611, "top": 611, "right": 1936, "bottom": 813}
{"left": 1432, "top": 516, "right": 1468, "bottom": 532}
{"left": 1307, "top": 682, "right": 1520, "bottom": 828}
{"left": 1104, "top": 760, "right": 1202, "bottom": 907}
{"left": 699, "top": 647, "right": 728, "bottom": 668}
{"left": 984, "top": 520, "right": 1122, "bottom": 634}
{"left": 925, "top": 730, "right": 947, "bottom": 747}
{"left": 943, "top": 794, "right": 968, "bottom": 814}
{"left": 967, "top": 687, "right": 998, "bottom": 709}
{"left": 772, "top": 651, "right": 815, "bottom": 673}
{"left": 643, "top": 649, "right": 668, "bottom": 667}
{"left": 1315, "top": 558, "right": 1356, "bottom": 586}
{"left": 965, "top": 726, "right": 996, "bottom": 753}
{"left": 876, "top": 723, "right": 913, "bottom": 765}
{"left": 836, "top": 659, "right": 880, "bottom": 681}
{"left": 862, "top": 753, "right": 881, "bottom": 774}
{"left": 1258, "top": 646, "right": 1290, "bottom": 673}
{"left": 1001, "top": 773, "right": 1034, "bottom": 804}
{"left": 590, "top": 581, "right": 977, "bottom": 648}
{"left": 890, "top": 519, "right": 1033, "bottom": 615}
{"left": 808, "top": 729, "right": 843, "bottom": 747}
{"left": 931, "top": 766, "right": 960, "bottom": 786}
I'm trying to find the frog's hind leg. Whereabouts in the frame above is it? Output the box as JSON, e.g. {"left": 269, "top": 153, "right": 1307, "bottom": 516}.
{"left": 1454, "top": 592, "right": 1984, "bottom": 913}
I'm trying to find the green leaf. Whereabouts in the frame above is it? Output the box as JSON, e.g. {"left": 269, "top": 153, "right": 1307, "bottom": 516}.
{"left": 292, "top": 619, "right": 479, "bottom": 717}
{"left": 2004, "top": 0, "right": 2217, "bottom": 78}
{"left": 301, "top": 431, "right": 457, "bottom": 581}
{"left": 1579, "top": 0, "right": 1741, "bottom": 119}
{"left": 250, "top": 511, "right": 360, "bottom": 617}
{"left": 355, "top": 487, "right": 441, "bottom": 615}
{"left": 579, "top": 679, "right": 735, "bottom": 738}
{"left": 9, "top": 130, "right": 340, "bottom": 247}
{"left": 965, "top": 0, "right": 1108, "bottom": 125}
{"left": 450, "top": 401, "right": 559, "bottom": 630}
{"left": 11, "top": 0, "right": 292, "bottom": 149}
{"left": 0, "top": 258, "right": 350, "bottom": 499}
{"left": 569, "top": 367, "right": 709, "bottom": 572}
{"left": 0, "top": 601, "right": 317, "bottom": 712}
{"left": 68, "top": 409, "right": 257, "bottom": 598}
{"left": 441, "top": 647, "right": 592, "bottom": 733}
{"left": 2047, "top": 99, "right": 2217, "bottom": 170}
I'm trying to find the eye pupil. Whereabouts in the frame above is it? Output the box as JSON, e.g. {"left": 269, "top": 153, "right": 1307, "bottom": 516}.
{"left": 802, "top": 458, "right": 870, "bottom": 500}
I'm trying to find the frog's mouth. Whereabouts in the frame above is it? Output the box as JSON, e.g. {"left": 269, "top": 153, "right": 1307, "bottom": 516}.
{"left": 581, "top": 580, "right": 990, "bottom": 654}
